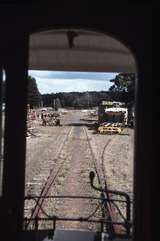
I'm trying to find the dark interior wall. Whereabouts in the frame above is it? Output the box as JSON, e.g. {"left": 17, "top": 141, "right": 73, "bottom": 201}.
{"left": 0, "top": 4, "right": 152, "bottom": 241}
{"left": 0, "top": 32, "right": 29, "bottom": 241}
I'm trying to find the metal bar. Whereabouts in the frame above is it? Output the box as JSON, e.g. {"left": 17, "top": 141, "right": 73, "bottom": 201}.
{"left": 35, "top": 216, "right": 39, "bottom": 231}
{"left": 25, "top": 195, "right": 132, "bottom": 231}
{"left": 100, "top": 193, "right": 104, "bottom": 233}
{"left": 0, "top": 68, "right": 3, "bottom": 196}
{"left": 126, "top": 194, "right": 131, "bottom": 235}
{"left": 25, "top": 195, "right": 107, "bottom": 200}
{"left": 0, "top": 68, "right": 2, "bottom": 143}
{"left": 89, "top": 171, "right": 131, "bottom": 235}
{"left": 24, "top": 195, "right": 129, "bottom": 203}
{"left": 24, "top": 217, "right": 131, "bottom": 225}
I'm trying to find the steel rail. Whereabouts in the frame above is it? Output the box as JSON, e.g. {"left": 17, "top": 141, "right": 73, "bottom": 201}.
{"left": 25, "top": 195, "right": 130, "bottom": 203}
{"left": 100, "top": 135, "right": 132, "bottom": 236}
{"left": 83, "top": 127, "right": 125, "bottom": 235}
{"left": 25, "top": 126, "right": 73, "bottom": 228}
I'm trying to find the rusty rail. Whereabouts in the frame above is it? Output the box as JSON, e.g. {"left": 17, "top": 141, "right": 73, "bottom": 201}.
{"left": 25, "top": 127, "right": 73, "bottom": 229}
{"left": 83, "top": 127, "right": 131, "bottom": 236}
{"left": 89, "top": 171, "right": 131, "bottom": 236}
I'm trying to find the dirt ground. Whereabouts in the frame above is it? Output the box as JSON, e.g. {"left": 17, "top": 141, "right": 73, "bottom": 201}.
{"left": 87, "top": 127, "right": 134, "bottom": 197}
{"left": 25, "top": 109, "right": 134, "bottom": 231}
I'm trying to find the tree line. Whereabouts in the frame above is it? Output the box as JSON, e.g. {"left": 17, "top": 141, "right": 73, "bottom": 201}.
{"left": 1, "top": 73, "right": 135, "bottom": 108}
{"left": 41, "top": 90, "right": 133, "bottom": 109}
{"left": 41, "top": 73, "right": 135, "bottom": 108}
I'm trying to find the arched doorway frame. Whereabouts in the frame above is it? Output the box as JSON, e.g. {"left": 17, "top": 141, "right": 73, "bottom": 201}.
{"left": 0, "top": 14, "right": 152, "bottom": 241}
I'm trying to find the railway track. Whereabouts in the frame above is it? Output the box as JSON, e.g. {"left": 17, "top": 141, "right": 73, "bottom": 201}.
{"left": 83, "top": 128, "right": 121, "bottom": 235}
{"left": 25, "top": 126, "right": 71, "bottom": 183}
{"left": 24, "top": 125, "right": 132, "bottom": 237}
{"left": 24, "top": 126, "right": 73, "bottom": 221}
{"left": 26, "top": 127, "right": 73, "bottom": 187}
{"left": 83, "top": 127, "right": 132, "bottom": 236}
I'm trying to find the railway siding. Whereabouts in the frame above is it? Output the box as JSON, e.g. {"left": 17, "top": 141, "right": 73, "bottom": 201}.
{"left": 86, "top": 128, "right": 133, "bottom": 198}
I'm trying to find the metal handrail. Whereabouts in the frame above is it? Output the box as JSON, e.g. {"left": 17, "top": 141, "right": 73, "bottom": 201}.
{"left": 89, "top": 171, "right": 132, "bottom": 236}
{"left": 24, "top": 194, "right": 132, "bottom": 238}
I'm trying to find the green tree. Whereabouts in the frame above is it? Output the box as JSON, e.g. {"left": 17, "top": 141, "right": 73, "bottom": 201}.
{"left": 27, "top": 75, "right": 41, "bottom": 108}
{"left": 109, "top": 73, "right": 135, "bottom": 92}
{"left": 109, "top": 73, "right": 135, "bottom": 103}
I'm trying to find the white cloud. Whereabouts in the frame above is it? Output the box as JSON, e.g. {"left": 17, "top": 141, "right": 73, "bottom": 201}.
{"left": 36, "top": 78, "right": 113, "bottom": 94}
{"left": 28, "top": 70, "right": 118, "bottom": 94}
{"left": 28, "top": 70, "right": 118, "bottom": 81}
{"left": 28, "top": 70, "right": 54, "bottom": 79}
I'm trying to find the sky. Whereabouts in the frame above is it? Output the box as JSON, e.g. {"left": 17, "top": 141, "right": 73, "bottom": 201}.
{"left": 28, "top": 70, "right": 118, "bottom": 94}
